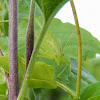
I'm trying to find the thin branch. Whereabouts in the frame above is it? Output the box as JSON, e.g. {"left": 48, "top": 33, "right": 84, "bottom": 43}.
{"left": 26, "top": 0, "right": 35, "bottom": 70}
{"left": 9, "top": 0, "right": 19, "bottom": 100}
{"left": 70, "top": 0, "right": 82, "bottom": 99}
{"left": 55, "top": 81, "right": 76, "bottom": 99}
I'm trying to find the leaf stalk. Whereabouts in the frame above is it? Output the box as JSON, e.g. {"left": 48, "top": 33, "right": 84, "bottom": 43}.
{"left": 55, "top": 81, "right": 76, "bottom": 99}
{"left": 70, "top": 0, "right": 82, "bottom": 99}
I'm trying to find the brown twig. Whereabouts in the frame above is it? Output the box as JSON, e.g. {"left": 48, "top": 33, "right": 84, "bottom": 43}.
{"left": 26, "top": 0, "right": 35, "bottom": 70}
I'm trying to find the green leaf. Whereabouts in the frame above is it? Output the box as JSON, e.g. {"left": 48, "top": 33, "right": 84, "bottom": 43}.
{"left": 25, "top": 88, "right": 36, "bottom": 100}
{"left": 70, "top": 58, "right": 97, "bottom": 83}
{"left": 0, "top": 55, "right": 26, "bottom": 86}
{"left": 0, "top": 95, "right": 8, "bottom": 100}
{"left": 0, "top": 83, "right": 7, "bottom": 95}
{"left": 49, "top": 19, "right": 100, "bottom": 59}
{"left": 0, "top": 37, "right": 26, "bottom": 56}
{"left": 29, "top": 62, "right": 57, "bottom": 89}
{"left": 18, "top": 56, "right": 26, "bottom": 86}
{"left": 37, "top": 58, "right": 71, "bottom": 86}
{"left": 0, "top": 37, "right": 8, "bottom": 54}
{"left": 92, "top": 89, "right": 100, "bottom": 97}
{"left": 3, "top": 11, "right": 8, "bottom": 36}
{"left": 67, "top": 58, "right": 97, "bottom": 92}
{"left": 35, "top": 0, "right": 69, "bottom": 22}
{"left": 18, "top": 37, "right": 26, "bottom": 57}
{"left": 80, "top": 82, "right": 100, "bottom": 100}
{"left": 87, "top": 96, "right": 100, "bottom": 100}
{"left": 0, "top": 55, "right": 9, "bottom": 72}
{"left": 0, "top": 55, "right": 56, "bottom": 89}
{"left": 18, "top": 0, "right": 30, "bottom": 18}
{"left": 0, "top": 0, "right": 8, "bottom": 36}
{"left": 18, "top": 0, "right": 42, "bottom": 18}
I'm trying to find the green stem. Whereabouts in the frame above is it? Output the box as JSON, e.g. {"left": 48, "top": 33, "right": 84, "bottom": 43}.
{"left": 70, "top": 0, "right": 82, "bottom": 99}
{"left": 17, "top": 18, "right": 51, "bottom": 100}
{"left": 17, "top": 0, "right": 70, "bottom": 99}
{"left": 55, "top": 81, "right": 76, "bottom": 99}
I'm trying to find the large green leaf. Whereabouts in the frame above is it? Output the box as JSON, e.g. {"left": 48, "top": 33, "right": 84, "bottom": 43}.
{"left": 0, "top": 55, "right": 56, "bottom": 89}
{"left": 4, "top": 17, "right": 100, "bottom": 61}
{"left": 34, "top": 18, "right": 100, "bottom": 64}
{"left": 49, "top": 18, "right": 100, "bottom": 59}
{"left": 66, "top": 58, "right": 97, "bottom": 92}
{"left": 29, "top": 62, "right": 57, "bottom": 89}
{"left": 80, "top": 82, "right": 100, "bottom": 100}
{"left": 0, "top": 55, "right": 26, "bottom": 85}
{"left": 35, "top": 0, "right": 69, "bottom": 22}
{"left": 37, "top": 57, "right": 71, "bottom": 86}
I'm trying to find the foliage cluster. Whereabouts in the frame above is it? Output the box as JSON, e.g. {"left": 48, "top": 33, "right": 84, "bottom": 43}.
{"left": 0, "top": 0, "right": 100, "bottom": 100}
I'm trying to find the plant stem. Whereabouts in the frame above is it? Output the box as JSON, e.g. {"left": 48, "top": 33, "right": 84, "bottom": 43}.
{"left": 9, "top": 0, "right": 19, "bottom": 100}
{"left": 70, "top": 0, "right": 82, "bottom": 99}
{"left": 17, "top": 1, "right": 69, "bottom": 99}
{"left": 26, "top": 0, "right": 35, "bottom": 70}
{"left": 17, "top": 18, "right": 50, "bottom": 100}
{"left": 55, "top": 81, "right": 76, "bottom": 99}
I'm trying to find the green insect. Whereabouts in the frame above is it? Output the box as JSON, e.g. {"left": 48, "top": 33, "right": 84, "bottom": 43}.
{"left": 37, "top": 30, "right": 64, "bottom": 66}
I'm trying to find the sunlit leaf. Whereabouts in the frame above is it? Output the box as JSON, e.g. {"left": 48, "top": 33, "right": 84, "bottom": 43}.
{"left": 29, "top": 62, "right": 57, "bottom": 89}
{"left": 0, "top": 55, "right": 57, "bottom": 89}
{"left": 49, "top": 19, "right": 100, "bottom": 59}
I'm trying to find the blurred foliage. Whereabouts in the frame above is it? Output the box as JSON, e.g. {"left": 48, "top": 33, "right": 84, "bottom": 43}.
{"left": 0, "top": 0, "right": 8, "bottom": 36}
{"left": 83, "top": 56, "right": 100, "bottom": 81}
{"left": 80, "top": 82, "right": 100, "bottom": 100}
